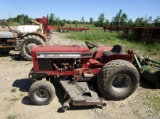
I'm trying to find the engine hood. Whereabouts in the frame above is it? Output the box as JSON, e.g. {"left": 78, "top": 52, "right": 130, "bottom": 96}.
{"left": 32, "top": 45, "right": 92, "bottom": 58}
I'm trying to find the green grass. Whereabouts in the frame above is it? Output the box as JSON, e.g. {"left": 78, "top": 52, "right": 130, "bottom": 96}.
{"left": 65, "top": 23, "right": 93, "bottom": 28}
{"left": 147, "top": 92, "right": 160, "bottom": 115}
{"left": 66, "top": 26, "right": 160, "bottom": 61}
{"left": 7, "top": 115, "right": 17, "bottom": 119}
{"left": 10, "top": 88, "right": 16, "bottom": 93}
{"left": 10, "top": 97, "right": 19, "bottom": 102}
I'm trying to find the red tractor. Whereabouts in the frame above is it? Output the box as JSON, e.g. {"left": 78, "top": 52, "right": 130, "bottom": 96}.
{"left": 28, "top": 41, "right": 139, "bottom": 110}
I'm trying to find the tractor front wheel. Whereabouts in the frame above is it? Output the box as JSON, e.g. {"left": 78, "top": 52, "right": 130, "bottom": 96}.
{"left": 20, "top": 35, "right": 45, "bottom": 60}
{"left": 29, "top": 80, "right": 55, "bottom": 105}
{"left": 97, "top": 60, "right": 139, "bottom": 100}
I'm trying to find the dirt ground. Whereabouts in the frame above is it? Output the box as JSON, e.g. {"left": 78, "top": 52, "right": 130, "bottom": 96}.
{"left": 0, "top": 27, "right": 160, "bottom": 119}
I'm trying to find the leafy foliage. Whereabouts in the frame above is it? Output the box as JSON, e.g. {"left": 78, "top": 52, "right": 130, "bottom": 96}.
{"left": 4, "top": 10, "right": 160, "bottom": 28}
{"left": 67, "top": 27, "right": 160, "bottom": 61}
{"left": 48, "top": 13, "right": 65, "bottom": 26}
{"left": 7, "top": 14, "right": 31, "bottom": 25}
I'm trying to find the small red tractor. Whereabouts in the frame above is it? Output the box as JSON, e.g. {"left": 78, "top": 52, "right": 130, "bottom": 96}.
{"left": 28, "top": 41, "right": 140, "bottom": 110}
{"left": 0, "top": 16, "right": 52, "bottom": 60}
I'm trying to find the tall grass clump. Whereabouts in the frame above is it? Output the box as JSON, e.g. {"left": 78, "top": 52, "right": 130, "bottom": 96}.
{"left": 67, "top": 27, "right": 160, "bottom": 61}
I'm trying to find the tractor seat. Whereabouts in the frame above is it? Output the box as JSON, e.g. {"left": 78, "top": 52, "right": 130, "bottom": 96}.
{"left": 102, "top": 45, "right": 122, "bottom": 58}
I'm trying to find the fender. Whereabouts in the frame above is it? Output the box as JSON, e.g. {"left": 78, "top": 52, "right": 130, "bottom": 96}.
{"left": 22, "top": 32, "right": 48, "bottom": 42}
{"left": 104, "top": 54, "right": 133, "bottom": 63}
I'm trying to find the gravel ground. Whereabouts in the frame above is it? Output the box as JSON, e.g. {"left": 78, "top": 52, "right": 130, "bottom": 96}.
{"left": 0, "top": 27, "right": 160, "bottom": 119}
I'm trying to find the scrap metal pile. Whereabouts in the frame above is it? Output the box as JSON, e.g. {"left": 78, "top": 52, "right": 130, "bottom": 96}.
{"left": 103, "top": 26, "right": 160, "bottom": 43}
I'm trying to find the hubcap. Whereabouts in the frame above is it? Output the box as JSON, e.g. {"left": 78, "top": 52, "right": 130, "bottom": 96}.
{"left": 34, "top": 89, "right": 49, "bottom": 102}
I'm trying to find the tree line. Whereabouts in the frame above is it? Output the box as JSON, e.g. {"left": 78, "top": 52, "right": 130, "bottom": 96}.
{"left": 3, "top": 9, "right": 160, "bottom": 27}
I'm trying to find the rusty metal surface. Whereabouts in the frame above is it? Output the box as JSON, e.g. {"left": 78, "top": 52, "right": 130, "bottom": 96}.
{"left": 0, "top": 46, "right": 16, "bottom": 48}
{"left": 103, "top": 26, "right": 160, "bottom": 43}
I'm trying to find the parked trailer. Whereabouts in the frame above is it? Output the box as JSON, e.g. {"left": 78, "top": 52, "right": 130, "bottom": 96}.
{"left": 52, "top": 26, "right": 89, "bottom": 32}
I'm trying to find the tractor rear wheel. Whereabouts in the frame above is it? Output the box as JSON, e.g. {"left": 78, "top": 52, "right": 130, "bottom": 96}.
{"left": 20, "top": 35, "right": 45, "bottom": 60}
{"left": 97, "top": 60, "right": 139, "bottom": 100}
{"left": 29, "top": 80, "right": 55, "bottom": 105}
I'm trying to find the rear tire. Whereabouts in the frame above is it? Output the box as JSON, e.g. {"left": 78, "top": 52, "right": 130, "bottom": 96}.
{"left": 97, "top": 60, "right": 139, "bottom": 100}
{"left": 29, "top": 80, "right": 55, "bottom": 105}
{"left": 20, "top": 35, "right": 45, "bottom": 60}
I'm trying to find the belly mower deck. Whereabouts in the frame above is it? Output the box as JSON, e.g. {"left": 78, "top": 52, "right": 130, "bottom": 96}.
{"left": 60, "top": 80, "right": 106, "bottom": 110}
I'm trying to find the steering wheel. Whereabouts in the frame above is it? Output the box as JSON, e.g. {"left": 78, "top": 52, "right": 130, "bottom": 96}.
{"left": 1, "top": 21, "right": 6, "bottom": 28}
{"left": 85, "top": 41, "right": 98, "bottom": 50}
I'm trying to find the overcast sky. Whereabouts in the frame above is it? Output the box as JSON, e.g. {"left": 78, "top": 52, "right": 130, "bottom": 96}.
{"left": 1, "top": 0, "right": 160, "bottom": 21}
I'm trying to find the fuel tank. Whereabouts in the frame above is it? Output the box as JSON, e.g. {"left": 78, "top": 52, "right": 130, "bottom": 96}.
{"left": 17, "top": 25, "right": 41, "bottom": 34}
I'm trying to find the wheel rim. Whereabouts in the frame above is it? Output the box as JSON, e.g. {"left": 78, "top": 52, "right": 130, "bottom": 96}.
{"left": 112, "top": 74, "right": 131, "bottom": 93}
{"left": 25, "top": 42, "right": 37, "bottom": 55}
{"left": 34, "top": 89, "right": 49, "bottom": 102}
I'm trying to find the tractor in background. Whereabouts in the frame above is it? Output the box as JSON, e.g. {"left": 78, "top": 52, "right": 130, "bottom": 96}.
{"left": 0, "top": 16, "right": 52, "bottom": 60}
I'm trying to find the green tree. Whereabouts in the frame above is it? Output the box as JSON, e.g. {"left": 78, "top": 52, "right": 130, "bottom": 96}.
{"left": 49, "top": 13, "right": 55, "bottom": 25}
{"left": 98, "top": 13, "right": 105, "bottom": 27}
{"left": 112, "top": 9, "right": 129, "bottom": 26}
{"left": 89, "top": 17, "right": 93, "bottom": 24}
{"left": 111, "top": 16, "right": 116, "bottom": 25}
{"left": 72, "top": 20, "right": 79, "bottom": 24}
{"left": 154, "top": 16, "right": 160, "bottom": 23}
{"left": 141, "top": 16, "right": 148, "bottom": 27}
{"left": 127, "top": 19, "right": 134, "bottom": 26}
{"left": 154, "top": 16, "right": 160, "bottom": 27}
{"left": 115, "top": 9, "right": 122, "bottom": 26}
{"left": 59, "top": 20, "right": 65, "bottom": 26}
{"left": 94, "top": 21, "right": 100, "bottom": 27}
{"left": 104, "top": 19, "right": 110, "bottom": 26}
{"left": 148, "top": 16, "right": 152, "bottom": 24}
{"left": 135, "top": 17, "right": 142, "bottom": 27}
{"left": 67, "top": 20, "right": 72, "bottom": 24}
{"left": 15, "top": 14, "right": 30, "bottom": 24}
{"left": 63, "top": 19, "right": 66, "bottom": 24}
{"left": 120, "top": 13, "right": 128, "bottom": 26}
{"left": 81, "top": 17, "right": 85, "bottom": 24}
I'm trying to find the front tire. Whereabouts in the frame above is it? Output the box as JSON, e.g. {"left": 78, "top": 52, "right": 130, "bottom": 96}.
{"left": 20, "top": 35, "right": 45, "bottom": 60}
{"left": 29, "top": 80, "right": 55, "bottom": 105}
{"left": 97, "top": 60, "right": 139, "bottom": 100}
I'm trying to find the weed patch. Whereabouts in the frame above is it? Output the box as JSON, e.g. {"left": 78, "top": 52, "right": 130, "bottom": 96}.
{"left": 10, "top": 88, "right": 16, "bottom": 93}
{"left": 7, "top": 115, "right": 17, "bottom": 119}
{"left": 67, "top": 28, "right": 160, "bottom": 61}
